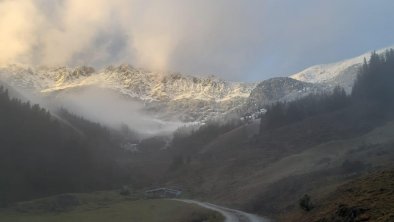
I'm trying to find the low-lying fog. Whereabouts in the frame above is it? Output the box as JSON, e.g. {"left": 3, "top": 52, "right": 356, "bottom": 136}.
{"left": 53, "top": 87, "right": 185, "bottom": 137}
{"left": 5, "top": 83, "right": 186, "bottom": 138}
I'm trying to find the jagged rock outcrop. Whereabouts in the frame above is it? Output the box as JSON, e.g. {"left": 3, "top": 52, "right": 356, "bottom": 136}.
{"left": 0, "top": 64, "right": 255, "bottom": 122}
{"left": 235, "top": 77, "right": 327, "bottom": 117}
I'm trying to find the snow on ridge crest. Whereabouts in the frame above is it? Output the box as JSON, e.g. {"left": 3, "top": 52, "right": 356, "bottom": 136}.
{"left": 290, "top": 46, "right": 394, "bottom": 92}
{"left": 0, "top": 64, "right": 255, "bottom": 103}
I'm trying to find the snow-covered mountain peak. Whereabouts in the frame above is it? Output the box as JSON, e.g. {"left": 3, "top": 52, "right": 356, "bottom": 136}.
{"left": 0, "top": 64, "right": 255, "bottom": 122}
{"left": 2, "top": 45, "right": 393, "bottom": 126}
{"left": 290, "top": 46, "right": 394, "bottom": 92}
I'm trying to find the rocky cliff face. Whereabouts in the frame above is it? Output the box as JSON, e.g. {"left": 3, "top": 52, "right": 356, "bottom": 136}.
{"left": 2, "top": 47, "right": 388, "bottom": 127}
{"left": 0, "top": 64, "right": 255, "bottom": 122}
{"left": 232, "top": 77, "right": 328, "bottom": 118}
{"left": 248, "top": 77, "right": 326, "bottom": 107}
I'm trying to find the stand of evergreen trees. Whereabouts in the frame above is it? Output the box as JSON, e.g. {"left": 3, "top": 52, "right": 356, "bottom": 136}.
{"left": 352, "top": 49, "right": 394, "bottom": 106}
{"left": 261, "top": 49, "right": 394, "bottom": 131}
{"left": 262, "top": 86, "right": 349, "bottom": 129}
{"left": 0, "top": 89, "right": 132, "bottom": 206}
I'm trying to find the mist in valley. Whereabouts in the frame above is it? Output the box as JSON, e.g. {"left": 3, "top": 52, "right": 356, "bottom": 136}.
{"left": 51, "top": 87, "right": 186, "bottom": 137}
{"left": 1, "top": 1, "right": 394, "bottom": 222}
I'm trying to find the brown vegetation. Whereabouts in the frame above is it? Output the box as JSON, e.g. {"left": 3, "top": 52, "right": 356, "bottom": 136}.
{"left": 282, "top": 170, "right": 394, "bottom": 222}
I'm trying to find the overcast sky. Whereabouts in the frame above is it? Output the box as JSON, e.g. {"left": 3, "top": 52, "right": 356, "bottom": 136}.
{"left": 1, "top": 0, "right": 393, "bottom": 81}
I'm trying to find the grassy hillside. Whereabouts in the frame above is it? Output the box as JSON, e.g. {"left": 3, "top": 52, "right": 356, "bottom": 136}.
{"left": 0, "top": 192, "right": 223, "bottom": 222}
{"left": 161, "top": 120, "right": 394, "bottom": 214}
{"left": 282, "top": 170, "right": 394, "bottom": 222}
{"left": 151, "top": 50, "right": 394, "bottom": 220}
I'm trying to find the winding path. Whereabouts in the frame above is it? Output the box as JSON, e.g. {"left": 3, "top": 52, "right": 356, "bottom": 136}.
{"left": 176, "top": 199, "right": 271, "bottom": 222}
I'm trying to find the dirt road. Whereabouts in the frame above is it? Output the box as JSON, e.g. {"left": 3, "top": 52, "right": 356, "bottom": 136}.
{"left": 176, "top": 199, "right": 271, "bottom": 222}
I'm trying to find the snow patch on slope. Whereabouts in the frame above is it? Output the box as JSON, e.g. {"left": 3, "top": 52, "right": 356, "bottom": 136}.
{"left": 290, "top": 46, "right": 394, "bottom": 92}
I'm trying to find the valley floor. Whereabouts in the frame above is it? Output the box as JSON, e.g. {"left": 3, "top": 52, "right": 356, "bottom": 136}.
{"left": 177, "top": 199, "right": 270, "bottom": 222}
{"left": 0, "top": 193, "right": 223, "bottom": 222}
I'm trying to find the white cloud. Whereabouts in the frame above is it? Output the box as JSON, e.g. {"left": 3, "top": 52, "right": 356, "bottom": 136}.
{"left": 1, "top": 0, "right": 392, "bottom": 80}
{"left": 0, "top": 0, "right": 43, "bottom": 64}
{"left": 0, "top": 0, "right": 266, "bottom": 78}
{"left": 40, "top": 0, "right": 113, "bottom": 65}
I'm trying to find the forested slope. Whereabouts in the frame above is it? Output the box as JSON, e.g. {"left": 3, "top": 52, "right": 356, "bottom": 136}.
{"left": 0, "top": 88, "right": 134, "bottom": 206}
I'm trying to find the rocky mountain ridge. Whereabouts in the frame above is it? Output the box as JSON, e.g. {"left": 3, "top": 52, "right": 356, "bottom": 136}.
{"left": 290, "top": 46, "right": 393, "bottom": 92}
{"left": 0, "top": 64, "right": 255, "bottom": 122}
{"left": 0, "top": 47, "right": 390, "bottom": 126}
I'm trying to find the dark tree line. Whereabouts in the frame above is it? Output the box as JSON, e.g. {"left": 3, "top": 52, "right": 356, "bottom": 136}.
{"left": 262, "top": 86, "right": 349, "bottom": 130}
{"left": 166, "top": 49, "right": 394, "bottom": 161}
{"left": 0, "top": 89, "right": 132, "bottom": 206}
{"left": 261, "top": 49, "right": 394, "bottom": 131}
{"left": 352, "top": 49, "right": 394, "bottom": 107}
